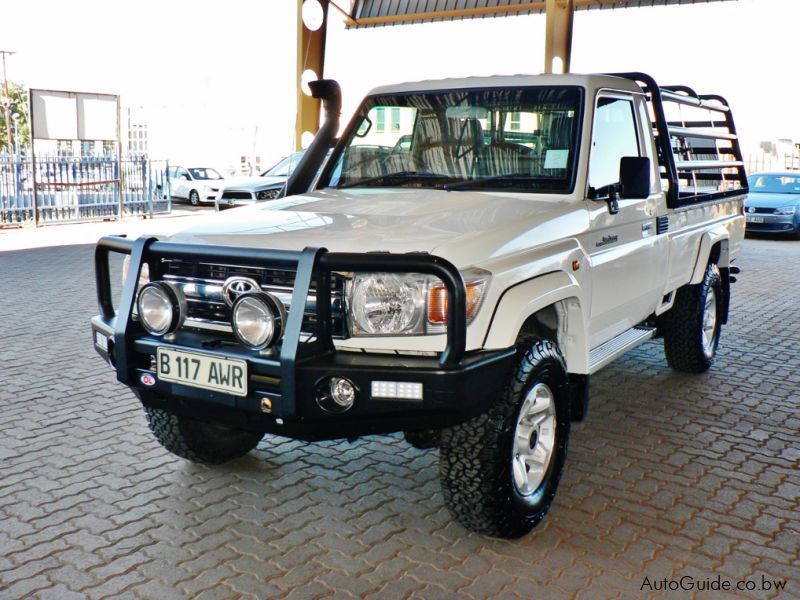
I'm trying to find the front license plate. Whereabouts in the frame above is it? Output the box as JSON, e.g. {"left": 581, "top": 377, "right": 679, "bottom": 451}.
{"left": 747, "top": 216, "right": 765, "bottom": 223}
{"left": 157, "top": 348, "right": 248, "bottom": 397}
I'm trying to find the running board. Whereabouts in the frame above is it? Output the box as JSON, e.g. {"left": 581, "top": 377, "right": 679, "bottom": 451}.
{"left": 588, "top": 326, "right": 657, "bottom": 374}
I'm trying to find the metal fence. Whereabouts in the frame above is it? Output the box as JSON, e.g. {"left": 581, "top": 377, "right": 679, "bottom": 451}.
{"left": 0, "top": 152, "right": 171, "bottom": 226}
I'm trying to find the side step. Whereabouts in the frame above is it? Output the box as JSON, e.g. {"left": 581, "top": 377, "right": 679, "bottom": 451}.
{"left": 588, "top": 326, "right": 657, "bottom": 374}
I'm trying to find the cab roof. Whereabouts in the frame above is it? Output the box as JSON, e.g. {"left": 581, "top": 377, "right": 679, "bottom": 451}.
{"left": 368, "top": 73, "right": 644, "bottom": 97}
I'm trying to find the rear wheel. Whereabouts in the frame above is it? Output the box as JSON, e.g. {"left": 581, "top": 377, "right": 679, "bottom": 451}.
{"left": 660, "top": 262, "right": 722, "bottom": 373}
{"left": 439, "top": 339, "right": 570, "bottom": 539}
{"left": 144, "top": 407, "right": 263, "bottom": 465}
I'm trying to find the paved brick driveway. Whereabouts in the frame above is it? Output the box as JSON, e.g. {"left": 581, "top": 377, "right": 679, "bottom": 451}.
{"left": 0, "top": 238, "right": 798, "bottom": 599}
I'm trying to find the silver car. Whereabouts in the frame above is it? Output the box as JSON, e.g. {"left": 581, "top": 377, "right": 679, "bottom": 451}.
{"left": 745, "top": 172, "right": 800, "bottom": 238}
{"left": 216, "top": 153, "right": 302, "bottom": 210}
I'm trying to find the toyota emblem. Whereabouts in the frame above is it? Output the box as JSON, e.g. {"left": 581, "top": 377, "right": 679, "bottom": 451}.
{"left": 221, "top": 276, "right": 261, "bottom": 307}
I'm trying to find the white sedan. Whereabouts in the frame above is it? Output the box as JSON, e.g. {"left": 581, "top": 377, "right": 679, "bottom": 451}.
{"left": 168, "top": 166, "right": 225, "bottom": 206}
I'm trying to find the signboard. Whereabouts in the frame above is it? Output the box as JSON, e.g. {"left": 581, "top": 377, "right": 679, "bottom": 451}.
{"left": 30, "top": 89, "right": 118, "bottom": 141}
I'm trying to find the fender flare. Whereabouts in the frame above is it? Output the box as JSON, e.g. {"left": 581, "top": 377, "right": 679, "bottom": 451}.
{"left": 483, "top": 271, "right": 589, "bottom": 373}
{"left": 690, "top": 227, "right": 730, "bottom": 284}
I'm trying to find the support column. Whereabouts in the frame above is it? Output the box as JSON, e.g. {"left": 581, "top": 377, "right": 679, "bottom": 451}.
{"left": 295, "top": 0, "right": 329, "bottom": 151}
{"left": 544, "top": 0, "right": 574, "bottom": 74}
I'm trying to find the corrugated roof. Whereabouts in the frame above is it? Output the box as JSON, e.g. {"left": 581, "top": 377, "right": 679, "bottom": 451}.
{"left": 346, "top": 0, "right": 736, "bottom": 28}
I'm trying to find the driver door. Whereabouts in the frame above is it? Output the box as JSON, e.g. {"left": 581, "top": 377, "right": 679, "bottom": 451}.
{"left": 583, "top": 92, "right": 666, "bottom": 347}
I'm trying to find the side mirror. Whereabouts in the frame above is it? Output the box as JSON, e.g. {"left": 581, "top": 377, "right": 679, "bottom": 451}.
{"left": 180, "top": 174, "right": 190, "bottom": 181}
{"left": 619, "top": 156, "right": 651, "bottom": 199}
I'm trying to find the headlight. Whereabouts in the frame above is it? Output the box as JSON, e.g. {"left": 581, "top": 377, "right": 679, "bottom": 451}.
{"left": 122, "top": 255, "right": 150, "bottom": 287}
{"left": 137, "top": 282, "right": 185, "bottom": 336}
{"left": 257, "top": 187, "right": 283, "bottom": 200}
{"left": 347, "top": 269, "right": 490, "bottom": 336}
{"left": 231, "top": 292, "right": 286, "bottom": 350}
{"left": 350, "top": 273, "right": 427, "bottom": 335}
{"left": 775, "top": 205, "right": 797, "bottom": 215}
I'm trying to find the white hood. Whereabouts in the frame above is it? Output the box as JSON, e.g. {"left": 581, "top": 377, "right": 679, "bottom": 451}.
{"left": 166, "top": 188, "right": 587, "bottom": 267}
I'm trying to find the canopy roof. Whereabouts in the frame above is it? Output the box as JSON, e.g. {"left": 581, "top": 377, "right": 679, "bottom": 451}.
{"left": 346, "top": 0, "right": 735, "bottom": 27}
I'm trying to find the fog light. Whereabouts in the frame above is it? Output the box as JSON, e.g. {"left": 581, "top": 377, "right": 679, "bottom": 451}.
{"left": 331, "top": 377, "right": 356, "bottom": 408}
{"left": 231, "top": 292, "right": 286, "bottom": 350}
{"left": 315, "top": 376, "right": 357, "bottom": 413}
{"left": 137, "top": 282, "right": 185, "bottom": 336}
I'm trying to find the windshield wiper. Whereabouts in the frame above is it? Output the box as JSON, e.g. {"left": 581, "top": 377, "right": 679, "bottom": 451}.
{"left": 337, "top": 171, "right": 452, "bottom": 189}
{"left": 442, "top": 174, "right": 553, "bottom": 191}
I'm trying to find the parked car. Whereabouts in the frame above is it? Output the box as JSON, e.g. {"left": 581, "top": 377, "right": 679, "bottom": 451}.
{"left": 215, "top": 152, "right": 302, "bottom": 210}
{"left": 92, "top": 73, "right": 746, "bottom": 539}
{"left": 744, "top": 172, "right": 800, "bottom": 238}
{"left": 168, "top": 166, "right": 224, "bottom": 206}
{"left": 216, "top": 150, "right": 336, "bottom": 210}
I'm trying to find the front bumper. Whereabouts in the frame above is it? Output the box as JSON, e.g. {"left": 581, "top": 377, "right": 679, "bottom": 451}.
{"left": 92, "top": 315, "right": 515, "bottom": 440}
{"left": 746, "top": 213, "right": 799, "bottom": 234}
{"left": 92, "top": 236, "right": 515, "bottom": 441}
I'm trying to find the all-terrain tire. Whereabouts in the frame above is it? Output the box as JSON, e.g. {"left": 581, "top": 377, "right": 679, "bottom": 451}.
{"left": 439, "top": 339, "right": 570, "bottom": 539}
{"left": 144, "top": 407, "right": 263, "bottom": 464}
{"left": 660, "top": 262, "right": 722, "bottom": 373}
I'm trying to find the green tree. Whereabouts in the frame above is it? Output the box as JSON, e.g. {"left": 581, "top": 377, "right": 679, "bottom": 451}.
{"left": 0, "top": 81, "right": 30, "bottom": 151}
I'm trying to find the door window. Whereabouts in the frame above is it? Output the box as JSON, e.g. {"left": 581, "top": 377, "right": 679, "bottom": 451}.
{"left": 588, "top": 96, "right": 639, "bottom": 192}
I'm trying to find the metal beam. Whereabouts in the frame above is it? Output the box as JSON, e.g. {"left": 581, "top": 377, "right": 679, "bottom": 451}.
{"left": 346, "top": 0, "right": 736, "bottom": 27}
{"left": 296, "top": 0, "right": 329, "bottom": 149}
{"left": 544, "top": 0, "right": 574, "bottom": 74}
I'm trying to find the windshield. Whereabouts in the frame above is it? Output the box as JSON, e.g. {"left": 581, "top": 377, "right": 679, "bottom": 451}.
{"left": 189, "top": 167, "right": 222, "bottom": 180}
{"left": 748, "top": 174, "right": 800, "bottom": 194}
{"left": 321, "top": 86, "right": 583, "bottom": 193}
{"left": 262, "top": 152, "right": 304, "bottom": 177}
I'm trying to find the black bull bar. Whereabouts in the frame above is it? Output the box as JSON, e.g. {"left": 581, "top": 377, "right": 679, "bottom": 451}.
{"left": 94, "top": 235, "right": 483, "bottom": 421}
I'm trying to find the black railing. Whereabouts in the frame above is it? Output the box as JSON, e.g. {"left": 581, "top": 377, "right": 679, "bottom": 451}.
{"left": 609, "top": 72, "right": 748, "bottom": 209}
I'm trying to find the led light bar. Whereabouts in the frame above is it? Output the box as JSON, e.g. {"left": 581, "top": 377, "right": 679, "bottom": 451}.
{"left": 371, "top": 380, "right": 423, "bottom": 401}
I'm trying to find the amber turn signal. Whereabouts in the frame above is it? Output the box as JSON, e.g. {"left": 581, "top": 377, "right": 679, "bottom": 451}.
{"left": 428, "top": 280, "right": 486, "bottom": 324}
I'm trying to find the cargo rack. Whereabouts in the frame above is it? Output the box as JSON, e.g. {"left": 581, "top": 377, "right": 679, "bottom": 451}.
{"left": 610, "top": 72, "right": 748, "bottom": 209}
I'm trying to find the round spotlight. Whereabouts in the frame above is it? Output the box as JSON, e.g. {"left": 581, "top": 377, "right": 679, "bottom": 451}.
{"left": 330, "top": 377, "right": 356, "bottom": 408}
{"left": 231, "top": 292, "right": 286, "bottom": 350}
{"left": 137, "top": 282, "right": 185, "bottom": 336}
{"left": 315, "top": 376, "right": 357, "bottom": 413}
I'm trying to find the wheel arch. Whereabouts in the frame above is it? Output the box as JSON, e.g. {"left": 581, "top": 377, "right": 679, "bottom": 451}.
{"left": 483, "top": 271, "right": 590, "bottom": 374}
{"left": 690, "top": 228, "right": 730, "bottom": 284}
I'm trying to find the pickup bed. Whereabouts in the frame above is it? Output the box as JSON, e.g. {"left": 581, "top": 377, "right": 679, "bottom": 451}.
{"left": 91, "top": 72, "right": 747, "bottom": 538}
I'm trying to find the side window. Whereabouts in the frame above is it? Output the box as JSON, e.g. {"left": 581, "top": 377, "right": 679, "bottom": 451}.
{"left": 588, "top": 96, "right": 639, "bottom": 191}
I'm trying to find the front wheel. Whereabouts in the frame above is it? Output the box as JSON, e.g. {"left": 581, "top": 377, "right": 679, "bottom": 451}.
{"left": 439, "top": 339, "right": 570, "bottom": 539}
{"left": 660, "top": 262, "right": 722, "bottom": 373}
{"left": 189, "top": 190, "right": 200, "bottom": 206}
{"left": 144, "top": 407, "right": 264, "bottom": 465}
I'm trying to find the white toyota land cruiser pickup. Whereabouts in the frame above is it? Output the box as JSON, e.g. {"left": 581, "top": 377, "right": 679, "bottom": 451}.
{"left": 91, "top": 72, "right": 747, "bottom": 538}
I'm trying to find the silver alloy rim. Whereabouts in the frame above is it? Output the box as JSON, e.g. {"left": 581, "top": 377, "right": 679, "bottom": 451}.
{"left": 702, "top": 288, "right": 717, "bottom": 358}
{"left": 512, "top": 383, "right": 557, "bottom": 496}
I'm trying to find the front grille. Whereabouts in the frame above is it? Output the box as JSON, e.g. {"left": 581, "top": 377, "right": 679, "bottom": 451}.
{"left": 161, "top": 260, "right": 347, "bottom": 339}
{"left": 221, "top": 191, "right": 253, "bottom": 200}
{"left": 750, "top": 207, "right": 777, "bottom": 214}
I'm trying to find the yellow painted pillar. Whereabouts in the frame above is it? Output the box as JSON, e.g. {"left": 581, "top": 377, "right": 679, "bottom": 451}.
{"left": 544, "top": 0, "right": 574, "bottom": 74}
{"left": 295, "top": 0, "right": 329, "bottom": 150}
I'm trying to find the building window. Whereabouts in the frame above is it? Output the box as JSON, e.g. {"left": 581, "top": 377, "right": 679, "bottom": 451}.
{"left": 510, "top": 112, "right": 521, "bottom": 131}
{"left": 376, "top": 107, "right": 385, "bottom": 133}
{"left": 391, "top": 107, "right": 401, "bottom": 132}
